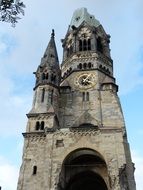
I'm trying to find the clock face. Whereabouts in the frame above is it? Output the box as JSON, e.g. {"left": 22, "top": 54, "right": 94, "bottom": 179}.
{"left": 75, "top": 73, "right": 96, "bottom": 89}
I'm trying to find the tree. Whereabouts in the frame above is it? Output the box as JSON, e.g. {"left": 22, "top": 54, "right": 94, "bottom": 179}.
{"left": 0, "top": 0, "right": 25, "bottom": 27}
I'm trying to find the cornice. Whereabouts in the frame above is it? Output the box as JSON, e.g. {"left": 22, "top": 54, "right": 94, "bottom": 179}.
{"left": 26, "top": 112, "right": 55, "bottom": 118}
{"left": 62, "top": 51, "right": 113, "bottom": 67}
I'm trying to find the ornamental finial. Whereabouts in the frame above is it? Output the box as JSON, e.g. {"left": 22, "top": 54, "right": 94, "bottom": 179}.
{"left": 51, "top": 29, "right": 55, "bottom": 38}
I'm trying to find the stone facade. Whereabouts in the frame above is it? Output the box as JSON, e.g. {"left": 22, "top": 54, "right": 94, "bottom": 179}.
{"left": 17, "top": 8, "right": 136, "bottom": 190}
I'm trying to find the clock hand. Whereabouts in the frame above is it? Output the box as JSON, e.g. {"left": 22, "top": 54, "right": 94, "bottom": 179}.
{"left": 83, "top": 74, "right": 92, "bottom": 83}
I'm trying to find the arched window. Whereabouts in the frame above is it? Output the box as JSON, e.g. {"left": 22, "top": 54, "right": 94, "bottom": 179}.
{"left": 83, "top": 39, "right": 87, "bottom": 51}
{"left": 97, "top": 37, "right": 103, "bottom": 53}
{"left": 41, "top": 88, "right": 45, "bottom": 102}
{"left": 86, "top": 92, "right": 89, "bottom": 101}
{"left": 41, "top": 121, "right": 44, "bottom": 130}
{"left": 83, "top": 63, "right": 87, "bottom": 69}
{"left": 82, "top": 92, "right": 85, "bottom": 101}
{"left": 32, "top": 166, "right": 37, "bottom": 175}
{"left": 42, "top": 73, "right": 45, "bottom": 80}
{"left": 79, "top": 39, "right": 91, "bottom": 52}
{"left": 88, "top": 62, "right": 92, "bottom": 68}
{"left": 82, "top": 92, "right": 89, "bottom": 101}
{"left": 99, "top": 64, "right": 102, "bottom": 69}
{"left": 88, "top": 39, "right": 91, "bottom": 50}
{"left": 79, "top": 40, "right": 82, "bottom": 51}
{"left": 35, "top": 121, "right": 40, "bottom": 130}
{"left": 79, "top": 63, "right": 82, "bottom": 69}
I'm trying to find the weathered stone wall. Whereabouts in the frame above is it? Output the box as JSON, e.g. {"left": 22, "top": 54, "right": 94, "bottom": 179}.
{"left": 17, "top": 128, "right": 130, "bottom": 190}
{"left": 17, "top": 9, "right": 136, "bottom": 190}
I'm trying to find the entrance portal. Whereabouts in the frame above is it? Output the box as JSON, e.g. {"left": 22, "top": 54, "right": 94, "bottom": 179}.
{"left": 58, "top": 149, "right": 108, "bottom": 190}
{"left": 65, "top": 171, "right": 108, "bottom": 190}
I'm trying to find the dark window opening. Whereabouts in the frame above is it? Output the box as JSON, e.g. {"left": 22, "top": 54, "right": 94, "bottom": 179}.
{"left": 82, "top": 92, "right": 85, "bottom": 101}
{"left": 35, "top": 121, "right": 40, "bottom": 130}
{"left": 83, "top": 39, "right": 87, "bottom": 51}
{"left": 50, "top": 54, "right": 54, "bottom": 58}
{"left": 86, "top": 92, "right": 89, "bottom": 101}
{"left": 41, "top": 121, "right": 44, "bottom": 130}
{"left": 79, "top": 39, "right": 91, "bottom": 52}
{"left": 79, "top": 63, "right": 82, "bottom": 69}
{"left": 97, "top": 37, "right": 103, "bottom": 53}
{"left": 42, "top": 73, "right": 45, "bottom": 80}
{"left": 83, "top": 63, "right": 87, "bottom": 69}
{"left": 48, "top": 90, "right": 54, "bottom": 104}
{"left": 32, "top": 166, "right": 37, "bottom": 175}
{"left": 78, "top": 62, "right": 93, "bottom": 70}
{"left": 87, "top": 39, "right": 91, "bottom": 50}
{"left": 99, "top": 64, "right": 102, "bottom": 69}
{"left": 79, "top": 40, "right": 82, "bottom": 51}
{"left": 41, "top": 88, "right": 45, "bottom": 102}
{"left": 88, "top": 62, "right": 92, "bottom": 68}
{"left": 82, "top": 92, "right": 89, "bottom": 102}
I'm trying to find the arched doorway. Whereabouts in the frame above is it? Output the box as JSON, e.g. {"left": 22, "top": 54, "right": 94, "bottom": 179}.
{"left": 65, "top": 171, "right": 107, "bottom": 190}
{"left": 58, "top": 148, "right": 108, "bottom": 190}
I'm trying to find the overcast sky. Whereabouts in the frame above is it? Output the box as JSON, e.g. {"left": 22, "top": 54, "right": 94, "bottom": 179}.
{"left": 0, "top": 0, "right": 143, "bottom": 189}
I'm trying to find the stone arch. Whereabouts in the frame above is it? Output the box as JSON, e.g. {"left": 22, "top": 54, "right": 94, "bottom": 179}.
{"left": 65, "top": 171, "right": 108, "bottom": 190}
{"left": 58, "top": 148, "right": 109, "bottom": 190}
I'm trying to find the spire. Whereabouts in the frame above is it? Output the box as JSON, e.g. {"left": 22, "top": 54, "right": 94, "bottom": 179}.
{"left": 34, "top": 30, "right": 61, "bottom": 88}
{"left": 41, "top": 29, "right": 59, "bottom": 67}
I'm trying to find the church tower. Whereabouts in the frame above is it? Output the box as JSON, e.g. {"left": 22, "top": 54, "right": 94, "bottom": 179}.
{"left": 17, "top": 8, "right": 136, "bottom": 190}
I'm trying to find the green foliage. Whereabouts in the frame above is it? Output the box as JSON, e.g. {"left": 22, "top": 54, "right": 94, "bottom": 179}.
{"left": 0, "top": 0, "right": 25, "bottom": 27}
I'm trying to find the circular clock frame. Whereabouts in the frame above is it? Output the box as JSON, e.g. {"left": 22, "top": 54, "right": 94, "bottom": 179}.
{"left": 75, "top": 73, "right": 96, "bottom": 89}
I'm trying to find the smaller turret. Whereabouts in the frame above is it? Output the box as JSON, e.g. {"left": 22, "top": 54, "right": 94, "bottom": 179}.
{"left": 34, "top": 29, "right": 60, "bottom": 88}
{"left": 29, "top": 30, "right": 61, "bottom": 114}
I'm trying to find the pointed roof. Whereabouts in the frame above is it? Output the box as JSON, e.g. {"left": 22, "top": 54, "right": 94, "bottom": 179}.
{"left": 40, "top": 29, "right": 59, "bottom": 68}
{"left": 70, "top": 8, "right": 100, "bottom": 30}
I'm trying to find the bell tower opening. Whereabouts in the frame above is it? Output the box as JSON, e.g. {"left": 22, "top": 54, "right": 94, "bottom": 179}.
{"left": 58, "top": 148, "right": 108, "bottom": 190}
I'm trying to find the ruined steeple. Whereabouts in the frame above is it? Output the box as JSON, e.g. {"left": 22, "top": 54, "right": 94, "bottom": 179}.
{"left": 35, "top": 29, "right": 60, "bottom": 88}
{"left": 30, "top": 30, "right": 60, "bottom": 114}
